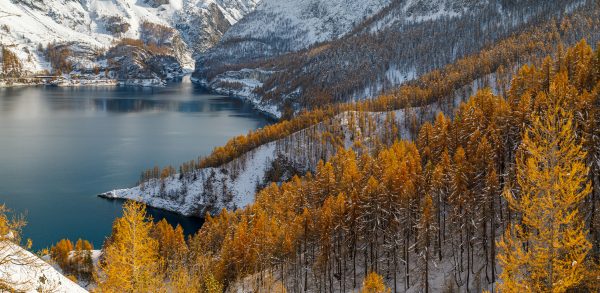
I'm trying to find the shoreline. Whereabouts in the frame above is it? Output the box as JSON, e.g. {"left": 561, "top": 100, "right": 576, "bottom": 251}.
{"left": 191, "top": 76, "right": 282, "bottom": 121}
{"left": 98, "top": 193, "right": 206, "bottom": 222}
{"left": 0, "top": 76, "right": 281, "bottom": 123}
{"left": 0, "top": 77, "right": 173, "bottom": 88}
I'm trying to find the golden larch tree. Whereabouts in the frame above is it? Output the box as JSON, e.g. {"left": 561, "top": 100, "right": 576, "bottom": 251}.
{"left": 360, "top": 272, "right": 390, "bottom": 293}
{"left": 497, "top": 73, "right": 592, "bottom": 292}
{"left": 96, "top": 200, "right": 164, "bottom": 292}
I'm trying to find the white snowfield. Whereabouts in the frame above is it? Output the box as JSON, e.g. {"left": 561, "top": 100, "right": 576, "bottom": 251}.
{"left": 0, "top": 0, "right": 260, "bottom": 73}
{"left": 0, "top": 241, "right": 87, "bottom": 293}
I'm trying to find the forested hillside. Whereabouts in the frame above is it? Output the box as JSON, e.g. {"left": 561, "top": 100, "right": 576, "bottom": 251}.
{"left": 95, "top": 41, "right": 600, "bottom": 292}
{"left": 3, "top": 0, "right": 600, "bottom": 292}
{"left": 190, "top": 40, "right": 600, "bottom": 292}
{"left": 195, "top": 0, "right": 594, "bottom": 118}
{"left": 106, "top": 1, "right": 600, "bottom": 220}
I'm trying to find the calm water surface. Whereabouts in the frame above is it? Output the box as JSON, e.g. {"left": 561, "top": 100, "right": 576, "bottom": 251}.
{"left": 0, "top": 80, "right": 270, "bottom": 250}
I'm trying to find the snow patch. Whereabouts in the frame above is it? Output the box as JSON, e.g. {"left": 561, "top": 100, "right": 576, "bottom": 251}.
{"left": 0, "top": 241, "right": 87, "bottom": 293}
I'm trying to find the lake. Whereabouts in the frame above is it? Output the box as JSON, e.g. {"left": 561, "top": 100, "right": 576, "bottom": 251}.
{"left": 0, "top": 80, "right": 270, "bottom": 250}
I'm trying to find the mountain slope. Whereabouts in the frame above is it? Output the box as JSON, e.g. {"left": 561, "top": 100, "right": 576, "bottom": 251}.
{"left": 194, "top": 0, "right": 588, "bottom": 118}
{"left": 0, "top": 241, "right": 87, "bottom": 292}
{"left": 194, "top": 0, "right": 393, "bottom": 79}
{"left": 0, "top": 0, "right": 260, "bottom": 80}
{"left": 104, "top": 0, "right": 600, "bottom": 218}
{"left": 174, "top": 0, "right": 261, "bottom": 56}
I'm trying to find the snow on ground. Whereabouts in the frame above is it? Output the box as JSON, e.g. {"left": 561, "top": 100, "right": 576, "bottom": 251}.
{"left": 385, "top": 66, "right": 417, "bottom": 85}
{"left": 100, "top": 107, "right": 428, "bottom": 217}
{"left": 41, "top": 250, "right": 102, "bottom": 291}
{"left": 229, "top": 230, "right": 499, "bottom": 292}
{"left": 102, "top": 139, "right": 277, "bottom": 216}
{"left": 0, "top": 241, "right": 87, "bottom": 292}
{"left": 223, "top": 0, "right": 392, "bottom": 48}
{"left": 192, "top": 68, "right": 282, "bottom": 118}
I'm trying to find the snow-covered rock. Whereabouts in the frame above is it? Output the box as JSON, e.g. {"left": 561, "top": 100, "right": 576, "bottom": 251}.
{"left": 0, "top": 241, "right": 87, "bottom": 292}
{"left": 0, "top": 0, "right": 261, "bottom": 78}
{"left": 176, "top": 0, "right": 261, "bottom": 55}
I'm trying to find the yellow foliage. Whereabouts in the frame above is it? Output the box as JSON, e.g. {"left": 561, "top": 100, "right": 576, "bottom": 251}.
{"left": 497, "top": 73, "right": 592, "bottom": 292}
{"left": 361, "top": 272, "right": 390, "bottom": 293}
{"left": 50, "top": 239, "right": 73, "bottom": 271}
{"left": 96, "top": 201, "right": 164, "bottom": 293}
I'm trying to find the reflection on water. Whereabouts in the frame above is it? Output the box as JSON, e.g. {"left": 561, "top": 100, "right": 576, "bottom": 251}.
{"left": 0, "top": 82, "right": 270, "bottom": 250}
{"left": 0, "top": 84, "right": 259, "bottom": 114}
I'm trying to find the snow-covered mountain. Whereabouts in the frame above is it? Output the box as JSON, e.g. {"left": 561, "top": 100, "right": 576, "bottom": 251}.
{"left": 195, "top": 0, "right": 392, "bottom": 72}
{"left": 176, "top": 0, "right": 260, "bottom": 55}
{"left": 218, "top": 0, "right": 392, "bottom": 60}
{"left": 194, "top": 0, "right": 588, "bottom": 118}
{"left": 0, "top": 0, "right": 260, "bottom": 82}
{"left": 198, "top": 0, "right": 491, "bottom": 65}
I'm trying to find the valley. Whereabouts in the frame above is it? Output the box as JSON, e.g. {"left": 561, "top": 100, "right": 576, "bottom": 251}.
{"left": 1, "top": 0, "right": 600, "bottom": 291}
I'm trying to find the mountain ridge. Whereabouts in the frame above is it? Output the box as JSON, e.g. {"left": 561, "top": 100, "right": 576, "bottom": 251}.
{"left": 194, "top": 0, "right": 588, "bottom": 118}
{"left": 0, "top": 0, "right": 260, "bottom": 84}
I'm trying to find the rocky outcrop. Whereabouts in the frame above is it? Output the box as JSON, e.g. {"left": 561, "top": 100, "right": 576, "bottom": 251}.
{"left": 175, "top": 2, "right": 233, "bottom": 56}
{"left": 144, "top": 0, "right": 170, "bottom": 8}
{"left": 105, "top": 44, "right": 183, "bottom": 83}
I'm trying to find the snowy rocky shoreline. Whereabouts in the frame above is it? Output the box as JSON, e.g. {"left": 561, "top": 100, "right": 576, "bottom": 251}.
{"left": 191, "top": 74, "right": 282, "bottom": 119}
{"left": 0, "top": 75, "right": 184, "bottom": 88}
{"left": 0, "top": 80, "right": 162, "bottom": 88}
